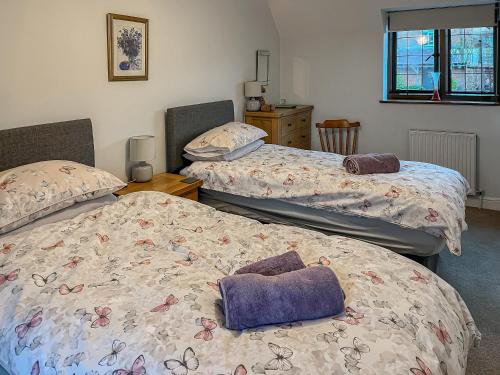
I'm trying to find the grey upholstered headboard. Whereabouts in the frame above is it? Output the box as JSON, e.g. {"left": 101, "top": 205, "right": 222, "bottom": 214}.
{"left": 0, "top": 119, "right": 95, "bottom": 172}
{"left": 165, "top": 100, "right": 235, "bottom": 173}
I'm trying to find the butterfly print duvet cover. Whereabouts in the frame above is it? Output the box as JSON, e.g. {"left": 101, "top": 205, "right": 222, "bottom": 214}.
{"left": 0, "top": 192, "right": 479, "bottom": 374}
{"left": 182, "top": 144, "right": 469, "bottom": 255}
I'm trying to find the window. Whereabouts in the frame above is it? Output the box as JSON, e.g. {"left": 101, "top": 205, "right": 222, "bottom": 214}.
{"left": 394, "top": 30, "right": 437, "bottom": 92}
{"left": 386, "top": 5, "right": 499, "bottom": 104}
{"left": 449, "top": 27, "right": 495, "bottom": 94}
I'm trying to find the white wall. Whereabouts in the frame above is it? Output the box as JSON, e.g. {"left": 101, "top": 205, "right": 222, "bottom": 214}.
{"left": 270, "top": 0, "right": 500, "bottom": 210}
{"left": 0, "top": 0, "right": 280, "bottom": 181}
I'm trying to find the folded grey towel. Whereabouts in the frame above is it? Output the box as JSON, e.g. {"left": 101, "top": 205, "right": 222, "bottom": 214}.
{"left": 219, "top": 267, "right": 345, "bottom": 330}
{"left": 235, "top": 251, "right": 306, "bottom": 276}
{"left": 343, "top": 153, "right": 400, "bottom": 175}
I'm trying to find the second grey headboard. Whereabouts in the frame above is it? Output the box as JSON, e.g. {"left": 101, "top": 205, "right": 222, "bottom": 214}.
{"left": 165, "top": 100, "right": 235, "bottom": 173}
{"left": 0, "top": 119, "right": 95, "bottom": 172}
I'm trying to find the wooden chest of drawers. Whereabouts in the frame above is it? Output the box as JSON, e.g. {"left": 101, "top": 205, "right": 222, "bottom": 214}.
{"left": 244, "top": 105, "right": 313, "bottom": 150}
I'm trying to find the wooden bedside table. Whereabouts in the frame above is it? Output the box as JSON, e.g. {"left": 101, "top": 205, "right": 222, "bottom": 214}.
{"left": 114, "top": 173, "right": 203, "bottom": 201}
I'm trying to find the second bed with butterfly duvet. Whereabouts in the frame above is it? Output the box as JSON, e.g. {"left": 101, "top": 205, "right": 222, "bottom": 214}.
{"left": 0, "top": 191, "right": 480, "bottom": 374}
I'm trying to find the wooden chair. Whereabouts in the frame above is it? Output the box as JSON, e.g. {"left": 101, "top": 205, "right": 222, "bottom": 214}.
{"left": 316, "top": 119, "right": 360, "bottom": 155}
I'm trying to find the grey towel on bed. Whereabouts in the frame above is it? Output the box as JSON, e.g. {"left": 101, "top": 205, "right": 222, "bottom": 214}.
{"left": 343, "top": 153, "right": 400, "bottom": 175}
{"left": 234, "top": 251, "right": 306, "bottom": 276}
{"left": 219, "top": 267, "right": 345, "bottom": 330}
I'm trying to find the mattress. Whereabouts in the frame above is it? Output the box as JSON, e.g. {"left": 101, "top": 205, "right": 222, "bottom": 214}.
{"left": 182, "top": 144, "right": 469, "bottom": 255}
{"left": 200, "top": 189, "right": 446, "bottom": 257}
{"left": 0, "top": 191, "right": 479, "bottom": 374}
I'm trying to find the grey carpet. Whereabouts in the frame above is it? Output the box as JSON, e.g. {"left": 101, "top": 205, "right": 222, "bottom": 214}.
{"left": 437, "top": 207, "right": 500, "bottom": 375}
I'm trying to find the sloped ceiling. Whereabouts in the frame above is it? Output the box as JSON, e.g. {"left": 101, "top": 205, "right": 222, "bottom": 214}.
{"left": 268, "top": 0, "right": 497, "bottom": 38}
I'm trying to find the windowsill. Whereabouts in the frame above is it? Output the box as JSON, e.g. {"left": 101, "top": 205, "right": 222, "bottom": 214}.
{"left": 380, "top": 99, "right": 500, "bottom": 106}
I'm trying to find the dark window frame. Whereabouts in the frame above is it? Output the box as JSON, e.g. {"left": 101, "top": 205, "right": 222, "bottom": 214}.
{"left": 387, "top": 27, "right": 499, "bottom": 103}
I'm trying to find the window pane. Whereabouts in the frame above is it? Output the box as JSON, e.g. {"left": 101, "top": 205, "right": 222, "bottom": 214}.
{"left": 451, "top": 73, "right": 466, "bottom": 91}
{"left": 449, "top": 27, "right": 495, "bottom": 93}
{"left": 394, "top": 30, "right": 435, "bottom": 92}
{"left": 396, "top": 74, "right": 407, "bottom": 90}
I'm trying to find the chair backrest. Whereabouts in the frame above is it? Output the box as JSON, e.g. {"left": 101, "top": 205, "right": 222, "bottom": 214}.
{"left": 316, "top": 119, "right": 360, "bottom": 155}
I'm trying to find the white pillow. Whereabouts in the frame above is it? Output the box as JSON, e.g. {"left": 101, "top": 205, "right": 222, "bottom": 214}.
{"left": 184, "top": 122, "right": 267, "bottom": 154}
{"left": 184, "top": 140, "right": 265, "bottom": 161}
{"left": 0, "top": 160, "right": 126, "bottom": 234}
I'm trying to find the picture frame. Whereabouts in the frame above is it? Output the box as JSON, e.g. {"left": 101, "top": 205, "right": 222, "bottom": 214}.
{"left": 107, "top": 13, "right": 149, "bottom": 81}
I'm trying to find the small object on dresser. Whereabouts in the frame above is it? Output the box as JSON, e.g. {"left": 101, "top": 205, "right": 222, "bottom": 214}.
{"left": 244, "top": 81, "right": 262, "bottom": 112}
{"left": 130, "top": 135, "right": 155, "bottom": 182}
{"left": 260, "top": 103, "right": 276, "bottom": 112}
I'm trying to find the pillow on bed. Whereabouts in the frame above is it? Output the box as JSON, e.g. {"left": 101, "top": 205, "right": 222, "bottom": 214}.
{"left": 184, "top": 122, "right": 267, "bottom": 154}
{"left": 0, "top": 160, "right": 126, "bottom": 234}
{"left": 184, "top": 139, "right": 265, "bottom": 161}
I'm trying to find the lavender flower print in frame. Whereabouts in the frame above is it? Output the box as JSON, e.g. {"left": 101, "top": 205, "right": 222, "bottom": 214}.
{"left": 107, "top": 14, "right": 148, "bottom": 81}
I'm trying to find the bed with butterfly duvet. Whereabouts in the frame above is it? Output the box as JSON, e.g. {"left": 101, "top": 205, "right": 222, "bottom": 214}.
{"left": 0, "top": 189, "right": 481, "bottom": 375}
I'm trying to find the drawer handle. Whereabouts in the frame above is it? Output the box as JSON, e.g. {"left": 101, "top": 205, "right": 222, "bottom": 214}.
{"left": 288, "top": 141, "right": 292, "bottom": 145}
{"left": 301, "top": 118, "right": 306, "bottom": 122}
{"left": 301, "top": 135, "right": 306, "bottom": 138}
{"left": 288, "top": 123, "right": 292, "bottom": 127}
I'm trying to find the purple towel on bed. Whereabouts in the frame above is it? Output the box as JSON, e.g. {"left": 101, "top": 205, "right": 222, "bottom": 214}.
{"left": 219, "top": 267, "right": 345, "bottom": 330}
{"left": 343, "top": 153, "right": 400, "bottom": 175}
{"left": 234, "top": 251, "right": 306, "bottom": 276}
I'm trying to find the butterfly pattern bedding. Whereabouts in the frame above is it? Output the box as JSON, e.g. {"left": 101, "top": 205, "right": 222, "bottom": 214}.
{"left": 182, "top": 144, "right": 469, "bottom": 255}
{"left": 0, "top": 192, "right": 479, "bottom": 374}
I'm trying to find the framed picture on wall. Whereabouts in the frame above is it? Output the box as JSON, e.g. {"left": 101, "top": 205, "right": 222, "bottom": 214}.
{"left": 107, "top": 13, "right": 148, "bottom": 81}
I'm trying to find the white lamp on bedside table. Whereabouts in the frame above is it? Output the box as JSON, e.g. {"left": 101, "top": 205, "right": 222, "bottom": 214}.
{"left": 130, "top": 135, "right": 155, "bottom": 182}
{"left": 245, "top": 81, "right": 262, "bottom": 112}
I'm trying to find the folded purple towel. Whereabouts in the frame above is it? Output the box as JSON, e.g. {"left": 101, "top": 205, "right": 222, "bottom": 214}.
{"left": 219, "top": 267, "right": 345, "bottom": 330}
{"left": 234, "top": 251, "right": 306, "bottom": 276}
{"left": 343, "top": 153, "right": 400, "bottom": 175}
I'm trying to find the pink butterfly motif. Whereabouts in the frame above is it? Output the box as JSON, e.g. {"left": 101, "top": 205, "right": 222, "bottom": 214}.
{"left": 135, "top": 239, "right": 155, "bottom": 247}
{"left": 194, "top": 317, "right": 217, "bottom": 341}
{"left": 263, "top": 187, "right": 273, "bottom": 197}
{"left": 0, "top": 176, "right": 16, "bottom": 190}
{"left": 138, "top": 219, "right": 154, "bottom": 229}
{"left": 176, "top": 252, "right": 199, "bottom": 266}
{"left": 385, "top": 186, "right": 402, "bottom": 199}
{"left": 41, "top": 240, "right": 64, "bottom": 251}
{"left": 410, "top": 270, "right": 429, "bottom": 284}
{"left": 97, "top": 233, "right": 110, "bottom": 244}
{"left": 112, "top": 354, "right": 146, "bottom": 375}
{"left": 228, "top": 176, "right": 235, "bottom": 185}
{"left": 359, "top": 200, "right": 372, "bottom": 212}
{"left": 410, "top": 357, "right": 433, "bottom": 375}
{"left": 59, "top": 165, "right": 76, "bottom": 175}
{"left": 336, "top": 307, "right": 364, "bottom": 325}
{"left": 340, "top": 180, "right": 353, "bottom": 189}
{"left": 58, "top": 283, "right": 84, "bottom": 295}
{"left": 0, "top": 269, "right": 20, "bottom": 286}
{"left": 31, "top": 361, "right": 40, "bottom": 375}
{"left": 301, "top": 166, "right": 310, "bottom": 171}
{"left": 283, "top": 174, "right": 295, "bottom": 186}
{"left": 91, "top": 306, "right": 111, "bottom": 328}
{"left": 170, "top": 236, "right": 187, "bottom": 245}
{"left": 15, "top": 310, "right": 43, "bottom": 339}
{"left": 2, "top": 243, "right": 15, "bottom": 254}
{"left": 218, "top": 235, "right": 231, "bottom": 245}
{"left": 151, "top": 295, "right": 179, "bottom": 313}
{"left": 219, "top": 365, "right": 247, "bottom": 375}
{"left": 254, "top": 233, "right": 269, "bottom": 241}
{"left": 425, "top": 208, "right": 439, "bottom": 222}
{"left": 192, "top": 226, "right": 203, "bottom": 233}
{"left": 158, "top": 198, "right": 175, "bottom": 207}
{"left": 429, "top": 320, "right": 452, "bottom": 345}
{"left": 307, "top": 256, "right": 331, "bottom": 267}
{"left": 313, "top": 190, "right": 321, "bottom": 196}
{"left": 207, "top": 280, "right": 220, "bottom": 293}
{"left": 362, "top": 271, "right": 384, "bottom": 285}
{"left": 287, "top": 241, "right": 299, "bottom": 251}
{"left": 64, "top": 256, "right": 84, "bottom": 269}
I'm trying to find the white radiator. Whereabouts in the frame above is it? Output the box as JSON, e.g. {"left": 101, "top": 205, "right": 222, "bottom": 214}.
{"left": 409, "top": 130, "right": 478, "bottom": 195}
